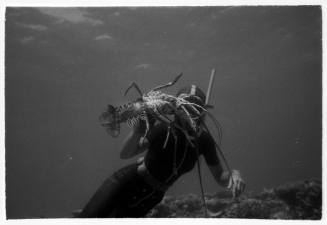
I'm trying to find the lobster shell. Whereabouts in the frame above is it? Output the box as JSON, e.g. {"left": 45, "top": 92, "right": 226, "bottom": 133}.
{"left": 99, "top": 105, "right": 120, "bottom": 137}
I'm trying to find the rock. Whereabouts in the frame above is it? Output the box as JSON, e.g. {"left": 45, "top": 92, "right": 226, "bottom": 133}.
{"left": 146, "top": 179, "right": 322, "bottom": 219}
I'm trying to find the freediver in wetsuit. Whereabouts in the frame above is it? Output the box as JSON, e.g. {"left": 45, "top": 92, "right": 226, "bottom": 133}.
{"left": 78, "top": 85, "right": 245, "bottom": 218}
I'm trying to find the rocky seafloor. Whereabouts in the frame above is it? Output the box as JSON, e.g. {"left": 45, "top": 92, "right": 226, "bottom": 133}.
{"left": 146, "top": 179, "right": 322, "bottom": 219}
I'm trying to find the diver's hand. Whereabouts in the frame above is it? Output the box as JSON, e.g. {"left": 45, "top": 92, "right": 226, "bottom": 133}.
{"left": 227, "top": 170, "right": 246, "bottom": 198}
{"left": 121, "top": 120, "right": 150, "bottom": 159}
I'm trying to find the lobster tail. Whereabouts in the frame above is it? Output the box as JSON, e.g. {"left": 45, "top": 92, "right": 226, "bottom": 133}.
{"left": 99, "top": 104, "right": 120, "bottom": 137}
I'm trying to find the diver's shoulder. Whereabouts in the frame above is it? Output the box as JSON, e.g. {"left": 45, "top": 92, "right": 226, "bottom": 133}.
{"left": 154, "top": 121, "right": 169, "bottom": 128}
{"left": 199, "top": 129, "right": 215, "bottom": 143}
{"left": 147, "top": 122, "right": 169, "bottom": 141}
{"left": 151, "top": 122, "right": 169, "bottom": 133}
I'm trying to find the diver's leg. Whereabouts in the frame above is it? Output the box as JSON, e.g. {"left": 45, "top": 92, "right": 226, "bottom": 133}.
{"left": 79, "top": 176, "right": 121, "bottom": 218}
{"left": 79, "top": 163, "right": 138, "bottom": 218}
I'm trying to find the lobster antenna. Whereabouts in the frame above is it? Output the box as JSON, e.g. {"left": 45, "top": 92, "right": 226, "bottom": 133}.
{"left": 124, "top": 82, "right": 143, "bottom": 97}
{"left": 195, "top": 68, "right": 216, "bottom": 218}
{"left": 194, "top": 142, "right": 209, "bottom": 217}
{"left": 203, "top": 69, "right": 236, "bottom": 196}
{"left": 151, "top": 72, "right": 183, "bottom": 92}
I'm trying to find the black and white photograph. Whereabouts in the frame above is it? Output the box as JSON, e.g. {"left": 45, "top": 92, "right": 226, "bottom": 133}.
{"left": 2, "top": 2, "right": 323, "bottom": 221}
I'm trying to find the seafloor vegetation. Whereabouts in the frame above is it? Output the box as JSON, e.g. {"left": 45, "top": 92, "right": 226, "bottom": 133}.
{"left": 146, "top": 179, "right": 321, "bottom": 219}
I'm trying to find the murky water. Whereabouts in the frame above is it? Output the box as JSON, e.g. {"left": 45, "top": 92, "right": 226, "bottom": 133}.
{"left": 5, "top": 6, "right": 321, "bottom": 218}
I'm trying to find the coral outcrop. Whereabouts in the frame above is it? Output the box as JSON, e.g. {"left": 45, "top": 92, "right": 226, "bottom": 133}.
{"left": 147, "top": 179, "right": 322, "bottom": 219}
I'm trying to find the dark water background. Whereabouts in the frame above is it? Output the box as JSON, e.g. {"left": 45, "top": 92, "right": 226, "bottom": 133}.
{"left": 5, "top": 6, "right": 322, "bottom": 218}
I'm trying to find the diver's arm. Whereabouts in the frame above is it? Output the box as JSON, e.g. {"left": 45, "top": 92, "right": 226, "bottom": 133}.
{"left": 202, "top": 133, "right": 245, "bottom": 197}
{"left": 120, "top": 130, "right": 148, "bottom": 159}
{"left": 208, "top": 164, "right": 229, "bottom": 187}
{"left": 202, "top": 135, "right": 232, "bottom": 188}
{"left": 120, "top": 119, "right": 151, "bottom": 159}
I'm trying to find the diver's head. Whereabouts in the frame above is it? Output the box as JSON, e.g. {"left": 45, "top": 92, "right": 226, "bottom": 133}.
{"left": 177, "top": 85, "right": 206, "bottom": 107}
{"left": 175, "top": 85, "right": 206, "bottom": 130}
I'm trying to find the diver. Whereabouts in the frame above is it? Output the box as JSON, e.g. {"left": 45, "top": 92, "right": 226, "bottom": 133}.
{"left": 78, "top": 85, "right": 245, "bottom": 218}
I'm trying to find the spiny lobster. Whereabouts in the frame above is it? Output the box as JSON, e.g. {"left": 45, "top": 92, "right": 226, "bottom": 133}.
{"left": 99, "top": 73, "right": 210, "bottom": 146}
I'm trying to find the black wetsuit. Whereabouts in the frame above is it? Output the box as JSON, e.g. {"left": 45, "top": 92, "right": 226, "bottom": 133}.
{"left": 79, "top": 123, "right": 220, "bottom": 218}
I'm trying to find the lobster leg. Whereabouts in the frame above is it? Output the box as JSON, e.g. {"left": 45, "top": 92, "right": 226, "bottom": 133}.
{"left": 171, "top": 122, "right": 196, "bottom": 148}
{"left": 163, "top": 126, "right": 179, "bottom": 184}
{"left": 151, "top": 107, "right": 193, "bottom": 150}
{"left": 160, "top": 103, "right": 197, "bottom": 148}
{"left": 180, "top": 105, "right": 197, "bottom": 132}
{"left": 183, "top": 104, "right": 201, "bottom": 116}
{"left": 151, "top": 108, "right": 174, "bottom": 149}
{"left": 171, "top": 127, "right": 178, "bottom": 176}
{"left": 182, "top": 102, "right": 207, "bottom": 113}
{"left": 153, "top": 108, "right": 172, "bottom": 124}
{"left": 139, "top": 116, "right": 150, "bottom": 146}
{"left": 163, "top": 125, "right": 171, "bottom": 149}
{"left": 151, "top": 72, "right": 183, "bottom": 92}
{"left": 124, "top": 82, "right": 143, "bottom": 97}
{"left": 143, "top": 115, "right": 150, "bottom": 139}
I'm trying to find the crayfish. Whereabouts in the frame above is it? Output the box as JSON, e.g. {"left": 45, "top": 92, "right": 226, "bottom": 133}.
{"left": 99, "top": 73, "right": 210, "bottom": 147}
